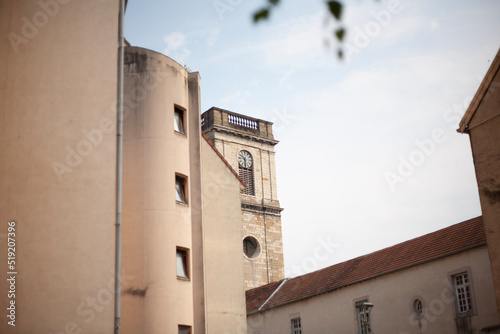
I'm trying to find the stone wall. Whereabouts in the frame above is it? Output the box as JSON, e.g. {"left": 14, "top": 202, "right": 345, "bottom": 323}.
{"left": 242, "top": 209, "right": 285, "bottom": 289}
{"left": 467, "top": 74, "right": 500, "bottom": 317}
{"left": 201, "top": 107, "right": 285, "bottom": 290}
{"left": 459, "top": 49, "right": 500, "bottom": 318}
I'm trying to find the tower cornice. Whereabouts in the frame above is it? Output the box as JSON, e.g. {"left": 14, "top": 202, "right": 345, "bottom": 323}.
{"left": 241, "top": 202, "right": 283, "bottom": 217}
{"left": 203, "top": 126, "right": 279, "bottom": 146}
{"left": 201, "top": 107, "right": 279, "bottom": 146}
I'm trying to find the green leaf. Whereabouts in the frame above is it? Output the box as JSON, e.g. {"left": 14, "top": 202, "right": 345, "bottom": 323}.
{"left": 268, "top": 0, "right": 280, "bottom": 5}
{"left": 327, "top": 1, "right": 343, "bottom": 20}
{"left": 335, "top": 27, "right": 345, "bottom": 41}
{"left": 253, "top": 8, "right": 270, "bottom": 22}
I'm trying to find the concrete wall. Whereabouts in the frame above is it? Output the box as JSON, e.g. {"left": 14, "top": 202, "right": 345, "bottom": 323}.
{"left": 466, "top": 65, "right": 500, "bottom": 318}
{"left": 201, "top": 139, "right": 248, "bottom": 333}
{"left": 121, "top": 46, "right": 248, "bottom": 334}
{"left": 247, "top": 247, "right": 498, "bottom": 334}
{"left": 0, "top": 1, "right": 118, "bottom": 333}
{"left": 189, "top": 71, "right": 207, "bottom": 334}
{"left": 121, "top": 47, "right": 198, "bottom": 333}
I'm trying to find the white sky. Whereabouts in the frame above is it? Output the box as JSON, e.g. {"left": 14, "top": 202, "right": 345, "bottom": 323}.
{"left": 125, "top": 0, "right": 500, "bottom": 278}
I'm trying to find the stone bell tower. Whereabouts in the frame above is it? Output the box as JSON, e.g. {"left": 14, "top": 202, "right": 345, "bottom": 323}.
{"left": 201, "top": 107, "right": 285, "bottom": 290}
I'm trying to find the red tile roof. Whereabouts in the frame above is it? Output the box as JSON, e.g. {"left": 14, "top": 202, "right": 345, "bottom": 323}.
{"left": 202, "top": 133, "right": 246, "bottom": 186}
{"left": 246, "top": 216, "right": 486, "bottom": 314}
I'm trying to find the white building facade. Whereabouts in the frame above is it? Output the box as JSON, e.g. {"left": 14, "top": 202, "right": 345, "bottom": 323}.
{"left": 246, "top": 217, "right": 499, "bottom": 334}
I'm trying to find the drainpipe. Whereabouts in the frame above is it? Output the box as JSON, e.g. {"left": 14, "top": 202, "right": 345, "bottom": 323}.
{"left": 114, "top": 0, "right": 125, "bottom": 333}
{"left": 260, "top": 149, "right": 270, "bottom": 284}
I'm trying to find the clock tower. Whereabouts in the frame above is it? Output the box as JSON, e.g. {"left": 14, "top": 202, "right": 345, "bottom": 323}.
{"left": 201, "top": 107, "right": 285, "bottom": 289}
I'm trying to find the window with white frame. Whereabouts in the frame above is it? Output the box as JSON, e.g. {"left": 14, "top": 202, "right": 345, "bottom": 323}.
{"left": 453, "top": 272, "right": 474, "bottom": 315}
{"left": 355, "top": 301, "right": 373, "bottom": 334}
{"left": 291, "top": 317, "right": 302, "bottom": 334}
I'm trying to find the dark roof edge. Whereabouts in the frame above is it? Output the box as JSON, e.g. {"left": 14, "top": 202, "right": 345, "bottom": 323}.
{"left": 248, "top": 242, "right": 487, "bottom": 316}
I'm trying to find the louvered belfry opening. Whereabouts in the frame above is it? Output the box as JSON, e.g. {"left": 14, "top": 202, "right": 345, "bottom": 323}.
{"left": 239, "top": 165, "right": 254, "bottom": 195}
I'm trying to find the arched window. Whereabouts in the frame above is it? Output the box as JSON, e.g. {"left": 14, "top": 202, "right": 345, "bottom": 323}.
{"left": 413, "top": 299, "right": 424, "bottom": 318}
{"left": 238, "top": 150, "right": 254, "bottom": 195}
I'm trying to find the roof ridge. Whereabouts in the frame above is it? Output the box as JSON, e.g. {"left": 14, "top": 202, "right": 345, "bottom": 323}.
{"left": 257, "top": 242, "right": 487, "bottom": 314}
{"left": 324, "top": 216, "right": 483, "bottom": 269}
{"left": 246, "top": 216, "right": 486, "bottom": 315}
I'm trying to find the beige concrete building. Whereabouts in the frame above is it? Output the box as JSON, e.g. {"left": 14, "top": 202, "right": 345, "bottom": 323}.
{"left": 1, "top": 1, "right": 119, "bottom": 333}
{"left": 459, "top": 48, "right": 500, "bottom": 319}
{"left": 11, "top": 3, "right": 499, "bottom": 334}
{"left": 246, "top": 217, "right": 500, "bottom": 334}
{"left": 0, "top": 3, "right": 248, "bottom": 333}
{"left": 202, "top": 107, "right": 285, "bottom": 290}
{"left": 121, "top": 46, "right": 247, "bottom": 333}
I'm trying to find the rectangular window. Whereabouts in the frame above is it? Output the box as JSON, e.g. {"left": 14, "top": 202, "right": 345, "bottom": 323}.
{"left": 453, "top": 272, "right": 474, "bottom": 314}
{"left": 176, "top": 247, "right": 189, "bottom": 279}
{"left": 174, "top": 106, "right": 185, "bottom": 134}
{"left": 178, "top": 325, "right": 191, "bottom": 334}
{"left": 175, "top": 175, "right": 188, "bottom": 204}
{"left": 291, "top": 317, "right": 302, "bottom": 334}
{"left": 355, "top": 301, "right": 373, "bottom": 334}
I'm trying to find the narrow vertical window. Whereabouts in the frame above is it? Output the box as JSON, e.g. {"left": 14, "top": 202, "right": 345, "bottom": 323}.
{"left": 238, "top": 150, "right": 254, "bottom": 195}
{"left": 174, "top": 106, "right": 185, "bottom": 134}
{"left": 178, "top": 325, "right": 191, "bottom": 334}
{"left": 291, "top": 317, "right": 302, "bottom": 334}
{"left": 176, "top": 248, "right": 189, "bottom": 279}
{"left": 453, "top": 272, "right": 474, "bottom": 315}
{"left": 355, "top": 301, "right": 373, "bottom": 334}
{"left": 175, "top": 175, "right": 188, "bottom": 204}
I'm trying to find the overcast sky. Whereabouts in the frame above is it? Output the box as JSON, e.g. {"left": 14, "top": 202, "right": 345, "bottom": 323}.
{"left": 125, "top": 0, "right": 500, "bottom": 277}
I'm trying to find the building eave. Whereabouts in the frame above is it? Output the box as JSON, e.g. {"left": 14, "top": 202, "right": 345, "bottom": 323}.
{"left": 458, "top": 48, "right": 500, "bottom": 133}
{"left": 248, "top": 242, "right": 487, "bottom": 316}
{"left": 246, "top": 216, "right": 486, "bottom": 316}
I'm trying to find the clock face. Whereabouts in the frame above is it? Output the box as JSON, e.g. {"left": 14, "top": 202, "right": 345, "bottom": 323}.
{"left": 238, "top": 150, "right": 253, "bottom": 168}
